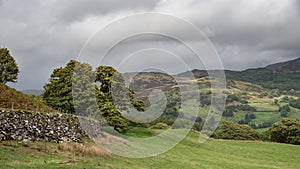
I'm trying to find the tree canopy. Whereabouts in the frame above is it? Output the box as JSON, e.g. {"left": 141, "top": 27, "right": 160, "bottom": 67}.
{"left": 269, "top": 118, "right": 300, "bottom": 145}
{"left": 43, "top": 60, "right": 144, "bottom": 132}
{"left": 213, "top": 120, "right": 260, "bottom": 140}
{"left": 0, "top": 48, "right": 19, "bottom": 84}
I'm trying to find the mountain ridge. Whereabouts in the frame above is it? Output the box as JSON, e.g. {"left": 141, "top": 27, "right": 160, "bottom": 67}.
{"left": 265, "top": 57, "right": 300, "bottom": 72}
{"left": 125, "top": 57, "right": 300, "bottom": 91}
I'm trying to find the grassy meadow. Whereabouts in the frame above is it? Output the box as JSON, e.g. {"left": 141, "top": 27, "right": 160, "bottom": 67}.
{"left": 0, "top": 129, "right": 299, "bottom": 169}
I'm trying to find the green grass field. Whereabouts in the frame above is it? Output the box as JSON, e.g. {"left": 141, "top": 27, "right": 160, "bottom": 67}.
{"left": 248, "top": 103, "right": 279, "bottom": 112}
{"left": 1, "top": 130, "right": 299, "bottom": 169}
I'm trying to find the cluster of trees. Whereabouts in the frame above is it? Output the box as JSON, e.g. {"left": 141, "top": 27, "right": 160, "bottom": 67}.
{"left": 269, "top": 118, "right": 300, "bottom": 145}
{"left": 289, "top": 98, "right": 300, "bottom": 109}
{"left": 213, "top": 118, "right": 300, "bottom": 145}
{"left": 212, "top": 120, "right": 260, "bottom": 140}
{"left": 222, "top": 104, "right": 256, "bottom": 118}
{"left": 2, "top": 48, "right": 300, "bottom": 145}
{"left": 42, "top": 60, "right": 144, "bottom": 132}
{"left": 238, "top": 113, "right": 256, "bottom": 125}
{"left": 226, "top": 69, "right": 300, "bottom": 91}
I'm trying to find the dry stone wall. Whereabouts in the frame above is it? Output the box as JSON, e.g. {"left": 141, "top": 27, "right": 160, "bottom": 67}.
{"left": 0, "top": 109, "right": 87, "bottom": 142}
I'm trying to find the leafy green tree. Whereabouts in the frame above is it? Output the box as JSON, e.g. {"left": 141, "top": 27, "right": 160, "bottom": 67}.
{"left": 223, "top": 105, "right": 238, "bottom": 117}
{"left": 95, "top": 66, "right": 146, "bottom": 132}
{"left": 72, "top": 61, "right": 97, "bottom": 116}
{"left": 226, "top": 94, "right": 239, "bottom": 103}
{"left": 249, "top": 113, "right": 256, "bottom": 119}
{"left": 279, "top": 105, "right": 290, "bottom": 117}
{"left": 213, "top": 120, "right": 260, "bottom": 140}
{"left": 274, "top": 99, "right": 278, "bottom": 105}
{"left": 0, "top": 48, "right": 19, "bottom": 84}
{"left": 289, "top": 98, "right": 300, "bottom": 109}
{"left": 98, "top": 102, "right": 129, "bottom": 132}
{"left": 269, "top": 118, "right": 300, "bottom": 145}
{"left": 222, "top": 108, "right": 234, "bottom": 117}
{"left": 43, "top": 60, "right": 87, "bottom": 113}
{"left": 43, "top": 61, "right": 145, "bottom": 132}
{"left": 244, "top": 113, "right": 251, "bottom": 124}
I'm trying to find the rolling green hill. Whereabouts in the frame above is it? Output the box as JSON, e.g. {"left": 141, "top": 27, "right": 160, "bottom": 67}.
{"left": 122, "top": 69, "right": 300, "bottom": 131}
{"left": 0, "top": 130, "right": 299, "bottom": 169}
{"left": 175, "top": 57, "right": 300, "bottom": 91}
{"left": 265, "top": 57, "right": 300, "bottom": 72}
{"left": 225, "top": 57, "right": 300, "bottom": 91}
{"left": 0, "top": 83, "right": 53, "bottom": 112}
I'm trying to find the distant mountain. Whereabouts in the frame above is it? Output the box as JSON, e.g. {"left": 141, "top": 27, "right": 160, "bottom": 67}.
{"left": 125, "top": 57, "right": 300, "bottom": 91}
{"left": 21, "top": 89, "right": 43, "bottom": 96}
{"left": 123, "top": 72, "right": 177, "bottom": 100}
{"left": 265, "top": 57, "right": 300, "bottom": 72}
{"left": 224, "top": 57, "right": 300, "bottom": 90}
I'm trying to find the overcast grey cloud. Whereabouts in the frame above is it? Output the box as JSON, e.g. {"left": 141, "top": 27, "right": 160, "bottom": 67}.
{"left": 0, "top": 0, "right": 299, "bottom": 90}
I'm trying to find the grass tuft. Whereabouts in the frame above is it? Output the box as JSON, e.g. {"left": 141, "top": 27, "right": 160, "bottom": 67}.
{"left": 58, "top": 141, "right": 111, "bottom": 157}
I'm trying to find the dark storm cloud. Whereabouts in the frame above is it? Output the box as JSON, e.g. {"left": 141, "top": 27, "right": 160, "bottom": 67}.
{"left": 0, "top": 0, "right": 299, "bottom": 89}
{"left": 0, "top": 0, "right": 159, "bottom": 90}
{"left": 156, "top": 0, "right": 300, "bottom": 70}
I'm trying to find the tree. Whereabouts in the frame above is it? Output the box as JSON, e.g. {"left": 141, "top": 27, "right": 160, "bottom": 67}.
{"left": 43, "top": 60, "right": 93, "bottom": 114}
{"left": 94, "top": 66, "right": 139, "bottom": 132}
{"left": 249, "top": 113, "right": 256, "bottom": 119}
{"left": 213, "top": 120, "right": 260, "bottom": 140}
{"left": 279, "top": 105, "right": 290, "bottom": 117}
{"left": 98, "top": 102, "right": 129, "bottom": 132}
{"left": 226, "top": 94, "right": 239, "bottom": 103}
{"left": 43, "top": 61, "right": 145, "bottom": 132}
{"left": 0, "top": 48, "right": 19, "bottom": 84}
{"left": 274, "top": 99, "right": 278, "bottom": 105}
{"left": 244, "top": 113, "right": 251, "bottom": 124}
{"left": 289, "top": 98, "right": 300, "bottom": 109}
{"left": 269, "top": 118, "right": 300, "bottom": 145}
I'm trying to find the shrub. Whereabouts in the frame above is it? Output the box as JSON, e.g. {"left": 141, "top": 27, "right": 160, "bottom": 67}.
{"left": 279, "top": 105, "right": 290, "bottom": 117}
{"left": 260, "top": 130, "right": 271, "bottom": 141}
{"left": 213, "top": 120, "right": 260, "bottom": 140}
{"left": 222, "top": 105, "right": 239, "bottom": 117}
{"left": 192, "top": 122, "right": 203, "bottom": 131}
{"left": 249, "top": 113, "right": 256, "bottom": 119}
{"left": 226, "top": 94, "right": 239, "bottom": 103}
{"left": 222, "top": 109, "right": 234, "bottom": 117}
{"left": 281, "top": 96, "right": 290, "bottom": 102}
{"left": 240, "top": 99, "right": 248, "bottom": 104}
{"left": 289, "top": 98, "right": 300, "bottom": 109}
{"left": 269, "top": 118, "right": 300, "bottom": 145}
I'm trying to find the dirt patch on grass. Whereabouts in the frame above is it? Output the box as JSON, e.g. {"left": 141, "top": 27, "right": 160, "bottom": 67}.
{"left": 97, "top": 132, "right": 129, "bottom": 146}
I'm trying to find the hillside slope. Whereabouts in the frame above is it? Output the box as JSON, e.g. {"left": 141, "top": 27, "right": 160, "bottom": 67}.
{"left": 0, "top": 83, "right": 53, "bottom": 112}
{"left": 122, "top": 70, "right": 300, "bottom": 130}
{"left": 266, "top": 57, "right": 300, "bottom": 72}
{"left": 0, "top": 131, "right": 299, "bottom": 168}
{"left": 173, "top": 57, "right": 300, "bottom": 90}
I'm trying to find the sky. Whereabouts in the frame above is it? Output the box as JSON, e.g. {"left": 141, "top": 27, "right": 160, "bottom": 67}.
{"left": 1, "top": 0, "right": 300, "bottom": 90}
